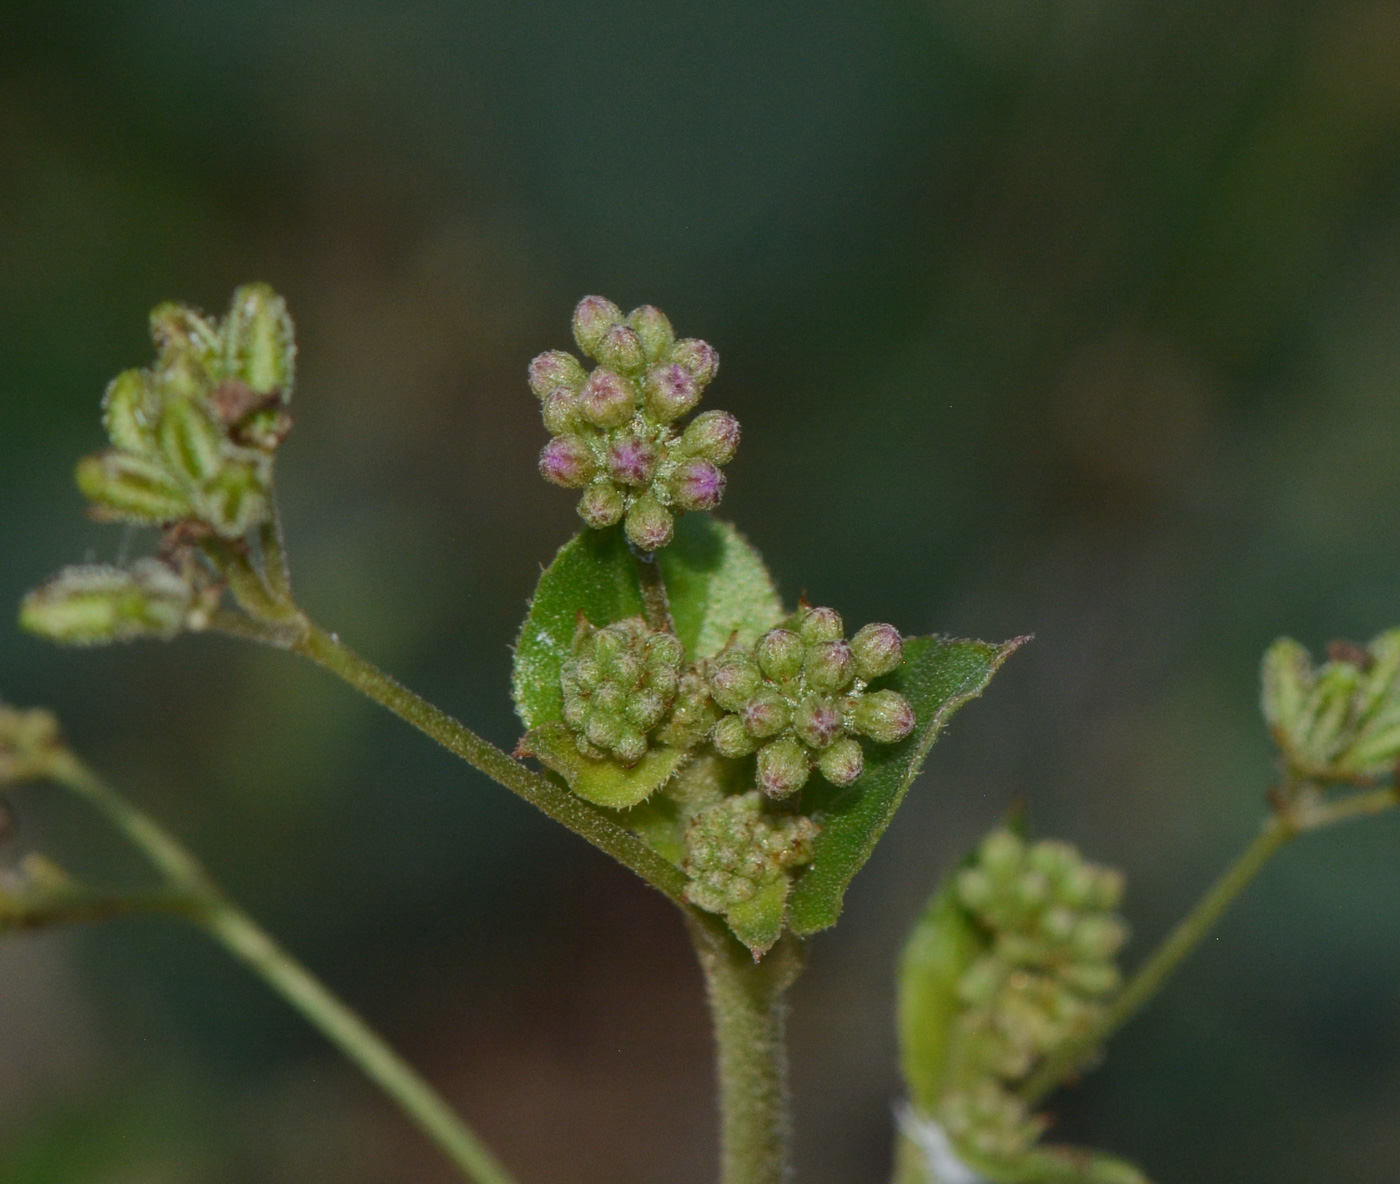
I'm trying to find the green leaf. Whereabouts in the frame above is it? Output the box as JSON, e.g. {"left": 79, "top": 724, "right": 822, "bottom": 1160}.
{"left": 519, "top": 723, "right": 690, "bottom": 809}
{"left": 512, "top": 516, "right": 783, "bottom": 731}
{"left": 724, "top": 875, "right": 790, "bottom": 957}
{"left": 787, "top": 634, "right": 1026, "bottom": 936}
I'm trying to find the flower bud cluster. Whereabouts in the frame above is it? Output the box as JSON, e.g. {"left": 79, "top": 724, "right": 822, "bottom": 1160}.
{"left": 936, "top": 830, "right": 1128, "bottom": 1161}
{"left": 1261, "top": 630, "right": 1400, "bottom": 778}
{"left": 560, "top": 616, "right": 687, "bottom": 765}
{"left": 704, "top": 606, "right": 913, "bottom": 798}
{"left": 19, "top": 558, "right": 219, "bottom": 647}
{"left": 78, "top": 285, "right": 296, "bottom": 540}
{"left": 532, "top": 296, "right": 739, "bottom": 552}
{"left": 682, "top": 791, "right": 820, "bottom": 915}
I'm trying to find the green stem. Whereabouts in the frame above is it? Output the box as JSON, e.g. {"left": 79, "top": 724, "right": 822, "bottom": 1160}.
{"left": 259, "top": 499, "right": 294, "bottom": 604}
{"left": 291, "top": 622, "right": 689, "bottom": 905}
{"left": 632, "top": 547, "right": 677, "bottom": 634}
{"left": 687, "top": 915, "right": 804, "bottom": 1184}
{"left": 1, "top": 886, "right": 197, "bottom": 930}
{"left": 41, "top": 751, "right": 518, "bottom": 1184}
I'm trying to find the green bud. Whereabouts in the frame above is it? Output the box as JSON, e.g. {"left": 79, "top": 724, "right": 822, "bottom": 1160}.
{"left": 642, "top": 363, "right": 701, "bottom": 424}
{"left": 1070, "top": 916, "right": 1129, "bottom": 962}
{"left": 682, "top": 791, "right": 819, "bottom": 915}
{"left": 708, "top": 650, "right": 763, "bottom": 712}
{"left": 76, "top": 451, "right": 189, "bottom": 524}
{"left": 678, "top": 410, "right": 740, "bottom": 464}
{"left": 628, "top": 305, "right": 675, "bottom": 362}
{"left": 541, "top": 388, "right": 582, "bottom": 435}
{"left": 740, "top": 688, "right": 791, "bottom": 738}
{"left": 572, "top": 295, "right": 624, "bottom": 357}
{"left": 1298, "top": 661, "right": 1361, "bottom": 763}
{"left": 817, "top": 736, "right": 864, "bottom": 786}
{"left": 150, "top": 302, "right": 220, "bottom": 365}
{"left": 528, "top": 349, "right": 587, "bottom": 398}
{"left": 757, "top": 737, "right": 810, "bottom": 799}
{"left": 578, "top": 480, "right": 626, "bottom": 528}
{"left": 1061, "top": 962, "right": 1121, "bottom": 996}
{"left": 792, "top": 696, "right": 845, "bottom": 748}
{"left": 804, "top": 639, "right": 855, "bottom": 692}
{"left": 852, "top": 689, "right": 916, "bottom": 743}
{"left": 194, "top": 459, "right": 271, "bottom": 537}
{"left": 755, "top": 628, "right": 805, "bottom": 682}
{"left": 577, "top": 368, "right": 637, "bottom": 429}
{"left": 712, "top": 714, "right": 760, "bottom": 758}
{"left": 796, "top": 605, "right": 843, "bottom": 644}
{"left": 667, "top": 458, "right": 726, "bottom": 512}
{"left": 20, "top": 560, "right": 194, "bottom": 646}
{"left": 102, "top": 369, "right": 161, "bottom": 455}
{"left": 159, "top": 398, "right": 226, "bottom": 484}
{"left": 624, "top": 495, "right": 674, "bottom": 552}
{"left": 653, "top": 671, "right": 718, "bottom": 749}
{"left": 850, "top": 623, "right": 904, "bottom": 681}
{"left": 669, "top": 337, "right": 719, "bottom": 386}
{"left": 594, "top": 324, "right": 646, "bottom": 373}
{"left": 979, "top": 830, "right": 1025, "bottom": 880}
{"left": 539, "top": 434, "right": 598, "bottom": 488}
{"left": 223, "top": 283, "right": 296, "bottom": 399}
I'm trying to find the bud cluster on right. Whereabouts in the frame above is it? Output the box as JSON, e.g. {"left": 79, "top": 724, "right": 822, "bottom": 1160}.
{"left": 531, "top": 297, "right": 740, "bottom": 552}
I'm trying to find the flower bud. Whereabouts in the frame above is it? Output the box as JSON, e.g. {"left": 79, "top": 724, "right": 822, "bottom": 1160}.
{"left": 757, "top": 737, "right": 810, "bottom": 799}
{"left": 223, "top": 283, "right": 296, "bottom": 400}
{"left": 678, "top": 410, "right": 740, "bottom": 464}
{"left": 852, "top": 689, "right": 916, "bottom": 743}
{"left": 539, "top": 434, "right": 598, "bottom": 488}
{"left": 1069, "top": 916, "right": 1129, "bottom": 962}
{"left": 1061, "top": 962, "right": 1121, "bottom": 996}
{"left": 712, "top": 714, "right": 759, "bottom": 757}
{"left": 628, "top": 305, "right": 674, "bottom": 361}
{"left": 578, "top": 480, "right": 626, "bottom": 528}
{"left": 606, "top": 437, "right": 659, "bottom": 487}
{"left": 979, "top": 830, "right": 1024, "bottom": 879}
{"left": 792, "top": 696, "right": 845, "bottom": 749}
{"left": 102, "top": 369, "right": 160, "bottom": 455}
{"left": 577, "top": 368, "right": 637, "bottom": 429}
{"left": 797, "top": 605, "right": 843, "bottom": 644}
{"left": 528, "top": 349, "right": 587, "bottom": 398}
{"left": 572, "top": 295, "right": 624, "bottom": 357}
{"left": 850, "top": 623, "right": 904, "bottom": 681}
{"left": 668, "top": 459, "right": 726, "bottom": 512}
{"left": 20, "top": 560, "right": 193, "bottom": 646}
{"left": 755, "top": 628, "right": 805, "bottom": 682}
{"left": 740, "top": 688, "right": 791, "bottom": 738}
{"left": 642, "top": 364, "right": 700, "bottom": 423}
{"left": 594, "top": 324, "right": 646, "bottom": 373}
{"left": 541, "top": 388, "right": 581, "bottom": 435}
{"left": 159, "top": 398, "right": 226, "bottom": 484}
{"left": 708, "top": 650, "right": 763, "bottom": 711}
{"left": 195, "top": 460, "right": 270, "bottom": 537}
{"left": 76, "top": 452, "right": 189, "bottom": 524}
{"left": 817, "top": 736, "right": 864, "bottom": 786}
{"left": 624, "top": 495, "right": 674, "bottom": 552}
{"left": 670, "top": 337, "right": 719, "bottom": 386}
{"left": 804, "top": 639, "right": 855, "bottom": 692}
{"left": 150, "top": 302, "right": 220, "bottom": 364}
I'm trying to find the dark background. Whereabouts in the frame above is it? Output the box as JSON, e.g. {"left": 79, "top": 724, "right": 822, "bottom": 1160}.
{"left": 3, "top": 1, "right": 1400, "bottom": 1180}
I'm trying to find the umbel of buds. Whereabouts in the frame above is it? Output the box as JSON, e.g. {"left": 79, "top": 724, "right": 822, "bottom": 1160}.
{"left": 560, "top": 616, "right": 687, "bottom": 765}
{"left": 682, "top": 791, "right": 820, "bottom": 915}
{"left": 19, "top": 559, "right": 217, "bottom": 646}
{"left": 531, "top": 296, "right": 739, "bottom": 552}
{"left": 1261, "top": 630, "right": 1400, "bottom": 779}
{"left": 77, "top": 284, "right": 296, "bottom": 540}
{"left": 705, "top": 606, "right": 913, "bottom": 798}
{"left": 936, "top": 830, "right": 1128, "bottom": 1163}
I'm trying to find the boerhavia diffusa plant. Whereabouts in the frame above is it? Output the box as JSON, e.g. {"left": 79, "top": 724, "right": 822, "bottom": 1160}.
{"left": 7, "top": 288, "right": 1400, "bottom": 1184}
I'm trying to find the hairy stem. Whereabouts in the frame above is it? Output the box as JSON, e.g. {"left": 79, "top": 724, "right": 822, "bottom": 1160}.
{"left": 41, "top": 751, "right": 517, "bottom": 1184}
{"left": 688, "top": 915, "right": 805, "bottom": 1184}
{"left": 292, "top": 622, "right": 689, "bottom": 904}
{"left": 632, "top": 546, "right": 677, "bottom": 634}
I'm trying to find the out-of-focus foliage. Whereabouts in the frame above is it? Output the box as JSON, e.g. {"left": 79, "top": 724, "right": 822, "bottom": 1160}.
{"left": 3, "top": 1, "right": 1400, "bottom": 1181}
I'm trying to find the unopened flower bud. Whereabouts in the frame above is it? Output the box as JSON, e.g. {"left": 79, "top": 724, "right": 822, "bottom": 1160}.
{"left": 708, "top": 650, "right": 763, "bottom": 711}
{"left": 223, "top": 283, "right": 296, "bottom": 400}
{"left": 20, "top": 560, "right": 193, "bottom": 646}
{"left": 528, "top": 349, "right": 587, "bottom": 398}
{"left": 76, "top": 452, "right": 189, "bottom": 524}
{"left": 150, "top": 302, "right": 220, "bottom": 363}
{"left": 797, "top": 605, "right": 843, "bottom": 644}
{"left": 1070, "top": 916, "right": 1129, "bottom": 962}
{"left": 577, "top": 368, "right": 637, "bottom": 429}
{"left": 852, "top": 689, "right": 916, "bottom": 743}
{"left": 572, "top": 295, "right": 624, "bottom": 357}
{"left": 641, "top": 364, "right": 700, "bottom": 423}
{"left": 606, "top": 437, "right": 659, "bottom": 487}
{"left": 757, "top": 737, "right": 810, "bottom": 799}
{"left": 624, "top": 495, "right": 674, "bottom": 552}
{"left": 539, "top": 434, "right": 598, "bottom": 488}
{"left": 818, "top": 736, "right": 864, "bottom": 786}
{"left": 594, "top": 324, "right": 646, "bottom": 373}
{"left": 850, "top": 623, "right": 904, "bottom": 681}
{"left": 196, "top": 460, "right": 270, "bottom": 537}
{"left": 792, "top": 696, "right": 845, "bottom": 748}
{"left": 980, "top": 830, "right": 1024, "bottom": 879}
{"left": 670, "top": 337, "right": 719, "bottom": 386}
{"left": 1061, "top": 962, "right": 1121, "bottom": 996}
{"left": 541, "top": 388, "right": 581, "bottom": 435}
{"left": 102, "top": 369, "right": 160, "bottom": 455}
{"left": 713, "top": 714, "right": 759, "bottom": 757}
{"left": 678, "top": 410, "right": 740, "bottom": 463}
{"left": 741, "top": 688, "right": 791, "bottom": 738}
{"left": 159, "top": 398, "right": 225, "bottom": 484}
{"left": 668, "top": 458, "right": 726, "bottom": 512}
{"left": 804, "top": 639, "right": 855, "bottom": 692}
{"left": 756, "top": 628, "right": 805, "bottom": 682}
{"left": 628, "top": 305, "right": 675, "bottom": 361}
{"left": 578, "top": 480, "right": 625, "bottom": 528}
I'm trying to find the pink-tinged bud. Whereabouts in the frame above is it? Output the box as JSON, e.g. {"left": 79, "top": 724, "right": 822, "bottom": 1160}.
{"left": 670, "top": 337, "right": 719, "bottom": 386}
{"left": 852, "top": 690, "right": 916, "bottom": 743}
{"left": 804, "top": 639, "right": 855, "bottom": 692}
{"left": 538, "top": 435, "right": 597, "bottom": 488}
{"left": 740, "top": 688, "right": 790, "bottom": 738}
{"left": 818, "top": 737, "right": 864, "bottom": 786}
{"left": 712, "top": 714, "right": 759, "bottom": 758}
{"left": 528, "top": 350, "right": 586, "bottom": 398}
{"left": 668, "top": 458, "right": 726, "bottom": 512}
{"left": 572, "top": 295, "right": 624, "bottom": 357}
{"left": 797, "top": 605, "right": 843, "bottom": 644}
{"left": 756, "top": 628, "right": 805, "bottom": 681}
{"left": 624, "top": 494, "right": 674, "bottom": 552}
{"left": 628, "top": 305, "right": 675, "bottom": 361}
{"left": 578, "top": 480, "right": 626, "bottom": 528}
{"left": 594, "top": 324, "right": 646, "bottom": 373}
{"left": 541, "top": 388, "right": 581, "bottom": 435}
{"left": 850, "top": 623, "right": 904, "bottom": 680}
{"left": 577, "top": 368, "right": 636, "bottom": 429}
{"left": 757, "top": 737, "right": 810, "bottom": 799}
{"left": 678, "top": 410, "right": 740, "bottom": 463}
{"left": 606, "top": 436, "right": 659, "bottom": 487}
{"left": 643, "top": 364, "right": 700, "bottom": 423}
{"left": 708, "top": 650, "right": 762, "bottom": 711}
{"left": 793, "top": 696, "right": 844, "bottom": 748}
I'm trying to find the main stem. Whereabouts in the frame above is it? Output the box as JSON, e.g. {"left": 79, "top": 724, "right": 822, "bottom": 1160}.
{"left": 43, "top": 751, "right": 517, "bottom": 1184}
{"left": 688, "top": 915, "right": 804, "bottom": 1184}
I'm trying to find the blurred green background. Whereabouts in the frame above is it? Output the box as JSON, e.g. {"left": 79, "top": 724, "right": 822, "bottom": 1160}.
{"left": 3, "top": 1, "right": 1400, "bottom": 1180}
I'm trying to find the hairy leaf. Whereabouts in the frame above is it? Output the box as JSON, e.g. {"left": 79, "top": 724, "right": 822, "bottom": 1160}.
{"left": 518, "top": 723, "right": 689, "bottom": 809}
{"left": 787, "top": 635, "right": 1026, "bottom": 936}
